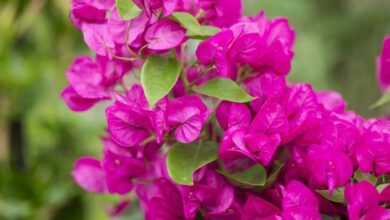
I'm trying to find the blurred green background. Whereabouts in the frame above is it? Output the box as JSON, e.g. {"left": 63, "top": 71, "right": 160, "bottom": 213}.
{"left": 0, "top": 0, "right": 389, "bottom": 219}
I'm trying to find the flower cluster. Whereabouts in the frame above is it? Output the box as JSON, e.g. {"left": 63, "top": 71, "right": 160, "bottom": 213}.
{"left": 63, "top": 0, "right": 390, "bottom": 219}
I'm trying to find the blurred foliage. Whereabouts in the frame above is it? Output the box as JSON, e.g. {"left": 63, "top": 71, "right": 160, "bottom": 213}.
{"left": 245, "top": 0, "right": 390, "bottom": 117}
{"left": 0, "top": 0, "right": 389, "bottom": 219}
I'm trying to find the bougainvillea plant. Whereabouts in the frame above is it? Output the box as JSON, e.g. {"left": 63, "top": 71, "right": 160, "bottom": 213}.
{"left": 63, "top": 0, "right": 390, "bottom": 219}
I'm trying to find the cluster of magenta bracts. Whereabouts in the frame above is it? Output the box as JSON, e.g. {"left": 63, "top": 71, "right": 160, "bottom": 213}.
{"left": 64, "top": 0, "right": 390, "bottom": 219}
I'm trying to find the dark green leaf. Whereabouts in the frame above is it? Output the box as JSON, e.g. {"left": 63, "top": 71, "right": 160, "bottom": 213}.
{"left": 171, "top": 12, "right": 202, "bottom": 36}
{"left": 193, "top": 78, "right": 254, "bottom": 103}
{"left": 264, "top": 160, "right": 284, "bottom": 188}
{"left": 116, "top": 0, "right": 142, "bottom": 20}
{"left": 220, "top": 164, "right": 267, "bottom": 188}
{"left": 141, "top": 55, "right": 182, "bottom": 108}
{"left": 354, "top": 170, "right": 377, "bottom": 185}
{"left": 167, "top": 141, "right": 219, "bottom": 185}
{"left": 316, "top": 187, "right": 345, "bottom": 204}
{"left": 371, "top": 88, "right": 390, "bottom": 109}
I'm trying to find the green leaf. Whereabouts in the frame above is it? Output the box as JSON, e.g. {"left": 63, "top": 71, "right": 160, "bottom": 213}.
{"left": 321, "top": 214, "right": 341, "bottom": 220}
{"left": 354, "top": 170, "right": 377, "bottom": 185}
{"left": 188, "top": 25, "right": 220, "bottom": 40}
{"left": 316, "top": 187, "right": 345, "bottom": 204}
{"left": 115, "top": 0, "right": 142, "bottom": 20}
{"left": 193, "top": 78, "right": 254, "bottom": 103}
{"left": 171, "top": 12, "right": 202, "bottom": 36}
{"left": 220, "top": 164, "right": 267, "bottom": 188}
{"left": 371, "top": 88, "right": 390, "bottom": 109}
{"left": 377, "top": 183, "right": 389, "bottom": 193}
{"left": 141, "top": 55, "right": 182, "bottom": 108}
{"left": 200, "top": 25, "right": 220, "bottom": 36}
{"left": 167, "top": 141, "right": 219, "bottom": 185}
{"left": 264, "top": 160, "right": 284, "bottom": 188}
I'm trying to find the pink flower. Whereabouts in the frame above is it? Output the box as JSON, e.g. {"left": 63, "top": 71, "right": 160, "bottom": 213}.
{"left": 133, "top": 0, "right": 178, "bottom": 17}
{"left": 70, "top": 0, "right": 114, "bottom": 28}
{"left": 139, "top": 178, "right": 187, "bottom": 220}
{"left": 281, "top": 180, "right": 321, "bottom": 220}
{"left": 72, "top": 157, "right": 106, "bottom": 193}
{"left": 317, "top": 91, "right": 346, "bottom": 113}
{"left": 242, "top": 194, "right": 281, "bottom": 220}
{"left": 356, "top": 119, "right": 390, "bottom": 175}
{"left": 307, "top": 145, "right": 353, "bottom": 194}
{"left": 106, "top": 101, "right": 152, "bottom": 147}
{"left": 144, "top": 19, "right": 187, "bottom": 51}
{"left": 103, "top": 149, "right": 145, "bottom": 195}
{"left": 108, "top": 9, "right": 150, "bottom": 46}
{"left": 61, "top": 86, "right": 101, "bottom": 112}
{"left": 181, "top": 170, "right": 235, "bottom": 217}
{"left": 244, "top": 72, "right": 286, "bottom": 112}
{"left": 361, "top": 206, "right": 390, "bottom": 220}
{"left": 198, "top": 0, "right": 242, "bottom": 28}
{"left": 345, "top": 181, "right": 380, "bottom": 220}
{"left": 166, "top": 95, "right": 211, "bottom": 143}
{"left": 281, "top": 83, "right": 322, "bottom": 144}
{"left": 61, "top": 55, "right": 130, "bottom": 111}
{"left": 82, "top": 22, "right": 115, "bottom": 56}
{"left": 377, "top": 36, "right": 390, "bottom": 91}
{"left": 216, "top": 101, "right": 252, "bottom": 131}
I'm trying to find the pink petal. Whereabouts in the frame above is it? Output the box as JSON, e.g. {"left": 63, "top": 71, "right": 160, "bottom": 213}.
{"left": 249, "top": 99, "right": 288, "bottom": 136}
{"left": 216, "top": 101, "right": 251, "bottom": 130}
{"left": 106, "top": 102, "right": 151, "bottom": 147}
{"left": 144, "top": 19, "right": 187, "bottom": 50}
{"left": 65, "top": 56, "right": 110, "bottom": 99}
{"left": 82, "top": 22, "right": 115, "bottom": 56}
{"left": 61, "top": 86, "right": 100, "bottom": 112}
{"left": 72, "top": 157, "right": 106, "bottom": 193}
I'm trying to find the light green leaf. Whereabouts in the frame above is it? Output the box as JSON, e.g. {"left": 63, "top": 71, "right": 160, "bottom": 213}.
{"left": 116, "top": 0, "right": 142, "bottom": 20}
{"left": 188, "top": 25, "right": 220, "bottom": 40}
{"left": 200, "top": 25, "right": 220, "bottom": 36}
{"left": 220, "top": 164, "right": 267, "bottom": 188}
{"left": 171, "top": 12, "right": 202, "bottom": 36}
{"left": 354, "top": 170, "right": 377, "bottom": 185}
{"left": 377, "top": 183, "right": 389, "bottom": 193}
{"left": 371, "top": 88, "right": 390, "bottom": 109}
{"left": 193, "top": 78, "right": 254, "bottom": 103}
{"left": 141, "top": 55, "right": 181, "bottom": 108}
{"left": 167, "top": 141, "right": 219, "bottom": 186}
{"left": 316, "top": 187, "right": 345, "bottom": 204}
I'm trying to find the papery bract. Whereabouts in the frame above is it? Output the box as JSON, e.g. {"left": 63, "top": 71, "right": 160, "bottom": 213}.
{"left": 72, "top": 157, "right": 106, "bottom": 193}
{"left": 144, "top": 19, "right": 187, "bottom": 50}
{"left": 216, "top": 101, "right": 251, "bottom": 131}
{"left": 307, "top": 145, "right": 353, "bottom": 194}
{"left": 103, "top": 149, "right": 146, "bottom": 195}
{"left": 281, "top": 180, "right": 321, "bottom": 220}
{"left": 356, "top": 119, "right": 390, "bottom": 175}
{"left": 345, "top": 181, "right": 380, "bottom": 220}
{"left": 242, "top": 194, "right": 281, "bottom": 220}
{"left": 106, "top": 102, "right": 152, "bottom": 147}
{"left": 82, "top": 22, "right": 115, "bottom": 56}
{"left": 167, "top": 95, "right": 211, "bottom": 143}
{"left": 377, "top": 36, "right": 390, "bottom": 91}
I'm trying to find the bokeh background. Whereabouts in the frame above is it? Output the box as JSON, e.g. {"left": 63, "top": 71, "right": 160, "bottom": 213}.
{"left": 0, "top": 0, "right": 389, "bottom": 219}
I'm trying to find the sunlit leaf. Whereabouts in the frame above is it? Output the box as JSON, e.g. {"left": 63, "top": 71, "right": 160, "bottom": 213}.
{"left": 171, "top": 12, "right": 202, "bottom": 36}
{"left": 116, "top": 0, "right": 142, "bottom": 20}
